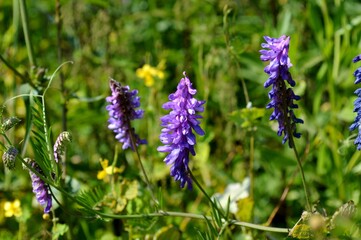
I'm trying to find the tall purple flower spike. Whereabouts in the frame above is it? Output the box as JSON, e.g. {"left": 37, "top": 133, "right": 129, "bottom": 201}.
{"left": 349, "top": 54, "right": 361, "bottom": 150}
{"left": 260, "top": 35, "right": 303, "bottom": 147}
{"left": 27, "top": 159, "right": 52, "bottom": 213}
{"left": 106, "top": 79, "right": 146, "bottom": 150}
{"left": 157, "top": 72, "right": 205, "bottom": 189}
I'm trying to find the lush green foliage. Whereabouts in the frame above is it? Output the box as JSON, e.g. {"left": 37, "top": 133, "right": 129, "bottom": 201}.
{"left": 1, "top": 0, "right": 361, "bottom": 239}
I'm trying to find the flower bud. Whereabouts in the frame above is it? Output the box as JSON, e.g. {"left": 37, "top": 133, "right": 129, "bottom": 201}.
{"left": 2, "top": 117, "right": 21, "bottom": 132}
{"left": 2, "top": 146, "right": 18, "bottom": 170}
{"left": 53, "top": 131, "right": 72, "bottom": 163}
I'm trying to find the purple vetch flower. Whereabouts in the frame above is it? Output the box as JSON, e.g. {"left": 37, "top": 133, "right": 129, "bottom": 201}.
{"left": 260, "top": 35, "right": 303, "bottom": 147}
{"left": 106, "top": 79, "right": 146, "bottom": 150}
{"left": 157, "top": 72, "right": 205, "bottom": 189}
{"left": 349, "top": 54, "right": 361, "bottom": 150}
{"left": 26, "top": 159, "right": 52, "bottom": 214}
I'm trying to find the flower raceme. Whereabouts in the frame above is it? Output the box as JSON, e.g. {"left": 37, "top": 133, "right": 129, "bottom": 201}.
{"left": 157, "top": 72, "right": 205, "bottom": 189}
{"left": 350, "top": 54, "right": 361, "bottom": 150}
{"left": 25, "top": 159, "right": 52, "bottom": 214}
{"left": 260, "top": 35, "right": 303, "bottom": 147}
{"left": 106, "top": 79, "right": 146, "bottom": 150}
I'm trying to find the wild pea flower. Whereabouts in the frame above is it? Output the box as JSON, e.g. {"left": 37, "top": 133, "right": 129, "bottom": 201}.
{"left": 3, "top": 199, "right": 22, "bottom": 217}
{"left": 157, "top": 72, "right": 205, "bottom": 189}
{"left": 350, "top": 54, "right": 361, "bottom": 150}
{"left": 106, "top": 79, "right": 146, "bottom": 150}
{"left": 26, "top": 159, "right": 52, "bottom": 214}
{"left": 97, "top": 158, "right": 124, "bottom": 182}
{"left": 136, "top": 61, "right": 165, "bottom": 87}
{"left": 260, "top": 35, "right": 303, "bottom": 146}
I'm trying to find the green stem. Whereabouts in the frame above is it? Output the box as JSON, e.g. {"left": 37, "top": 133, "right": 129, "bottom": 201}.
{"left": 0, "top": 54, "right": 28, "bottom": 83}
{"left": 110, "top": 145, "right": 119, "bottom": 194}
{"left": 223, "top": 4, "right": 250, "bottom": 105}
{"left": 19, "top": 0, "right": 36, "bottom": 67}
{"left": 289, "top": 136, "right": 311, "bottom": 212}
{"left": 189, "top": 170, "right": 226, "bottom": 219}
{"left": 128, "top": 128, "right": 158, "bottom": 207}
{"left": 249, "top": 132, "right": 254, "bottom": 200}
{"left": 20, "top": 156, "right": 289, "bottom": 234}
{"left": 96, "top": 211, "right": 289, "bottom": 233}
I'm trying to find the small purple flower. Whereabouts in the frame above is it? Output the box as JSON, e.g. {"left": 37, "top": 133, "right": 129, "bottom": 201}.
{"left": 260, "top": 35, "right": 303, "bottom": 146}
{"left": 106, "top": 79, "right": 146, "bottom": 150}
{"left": 26, "top": 159, "right": 52, "bottom": 214}
{"left": 349, "top": 54, "right": 361, "bottom": 150}
{"left": 157, "top": 72, "right": 205, "bottom": 189}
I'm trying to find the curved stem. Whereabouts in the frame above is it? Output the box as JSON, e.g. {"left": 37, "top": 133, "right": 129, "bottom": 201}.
{"left": 288, "top": 136, "right": 311, "bottom": 212}
{"left": 223, "top": 5, "right": 250, "bottom": 105}
{"left": 189, "top": 169, "right": 226, "bottom": 219}
{"left": 0, "top": 54, "right": 28, "bottom": 83}
{"left": 249, "top": 132, "right": 255, "bottom": 199}
{"left": 20, "top": 156, "right": 289, "bottom": 234}
{"left": 128, "top": 128, "right": 158, "bottom": 206}
{"left": 96, "top": 210, "right": 289, "bottom": 233}
{"left": 19, "top": 0, "right": 36, "bottom": 67}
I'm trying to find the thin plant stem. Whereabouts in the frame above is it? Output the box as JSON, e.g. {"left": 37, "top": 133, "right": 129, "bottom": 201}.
{"left": 0, "top": 54, "right": 28, "bottom": 83}
{"left": 223, "top": 4, "right": 250, "bottom": 105}
{"left": 189, "top": 169, "right": 226, "bottom": 219}
{"left": 265, "top": 142, "right": 310, "bottom": 226}
{"left": 55, "top": 0, "right": 68, "bottom": 132}
{"left": 19, "top": 155, "right": 289, "bottom": 234}
{"left": 110, "top": 144, "right": 119, "bottom": 194}
{"left": 96, "top": 210, "right": 289, "bottom": 233}
{"left": 288, "top": 136, "right": 311, "bottom": 212}
{"left": 249, "top": 131, "right": 255, "bottom": 200}
{"left": 18, "top": 0, "right": 36, "bottom": 67}
{"left": 128, "top": 128, "right": 158, "bottom": 207}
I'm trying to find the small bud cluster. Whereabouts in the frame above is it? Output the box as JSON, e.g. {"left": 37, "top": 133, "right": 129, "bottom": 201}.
{"left": 2, "top": 146, "right": 18, "bottom": 170}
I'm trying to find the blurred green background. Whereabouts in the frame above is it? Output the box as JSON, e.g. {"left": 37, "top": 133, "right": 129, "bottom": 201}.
{"left": 1, "top": 0, "right": 361, "bottom": 239}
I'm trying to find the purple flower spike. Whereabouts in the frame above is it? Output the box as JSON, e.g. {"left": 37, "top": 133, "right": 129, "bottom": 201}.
{"left": 260, "top": 35, "right": 303, "bottom": 147}
{"left": 26, "top": 159, "right": 52, "bottom": 214}
{"left": 350, "top": 54, "right": 361, "bottom": 150}
{"left": 106, "top": 79, "right": 146, "bottom": 150}
{"left": 157, "top": 72, "right": 205, "bottom": 189}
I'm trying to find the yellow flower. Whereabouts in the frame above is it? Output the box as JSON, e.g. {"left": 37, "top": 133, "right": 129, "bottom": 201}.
{"left": 97, "top": 159, "right": 124, "bottom": 182}
{"left": 136, "top": 61, "right": 165, "bottom": 87}
{"left": 4, "top": 199, "right": 22, "bottom": 217}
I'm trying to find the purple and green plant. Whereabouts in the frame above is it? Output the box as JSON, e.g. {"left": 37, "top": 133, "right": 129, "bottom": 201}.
{"left": 106, "top": 79, "right": 147, "bottom": 150}
{"left": 350, "top": 54, "right": 361, "bottom": 150}
{"left": 260, "top": 35, "right": 303, "bottom": 147}
{"left": 157, "top": 72, "right": 205, "bottom": 189}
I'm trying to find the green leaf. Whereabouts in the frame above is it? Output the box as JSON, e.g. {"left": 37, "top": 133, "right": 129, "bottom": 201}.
{"left": 76, "top": 186, "right": 105, "bottom": 210}
{"left": 229, "top": 107, "right": 265, "bottom": 128}
{"left": 289, "top": 223, "right": 312, "bottom": 239}
{"left": 120, "top": 179, "right": 139, "bottom": 200}
{"left": 235, "top": 197, "right": 254, "bottom": 222}
{"left": 52, "top": 224, "right": 69, "bottom": 240}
